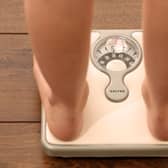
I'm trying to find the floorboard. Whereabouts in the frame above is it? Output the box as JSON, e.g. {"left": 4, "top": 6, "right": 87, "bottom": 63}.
{"left": 0, "top": 35, "right": 40, "bottom": 121}
{"left": 0, "top": 0, "right": 142, "bottom": 33}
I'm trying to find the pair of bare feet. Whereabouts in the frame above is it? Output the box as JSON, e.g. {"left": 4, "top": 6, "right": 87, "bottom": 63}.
{"left": 24, "top": 0, "right": 168, "bottom": 142}
{"left": 34, "top": 55, "right": 168, "bottom": 141}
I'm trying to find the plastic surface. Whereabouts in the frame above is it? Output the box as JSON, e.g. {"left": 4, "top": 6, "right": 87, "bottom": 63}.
{"left": 91, "top": 32, "right": 142, "bottom": 102}
{"left": 41, "top": 30, "right": 168, "bottom": 157}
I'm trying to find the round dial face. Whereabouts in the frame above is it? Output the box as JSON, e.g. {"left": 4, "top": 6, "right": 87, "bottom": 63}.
{"left": 92, "top": 35, "right": 142, "bottom": 73}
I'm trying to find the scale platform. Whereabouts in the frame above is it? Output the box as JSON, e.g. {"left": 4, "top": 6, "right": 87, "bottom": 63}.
{"left": 41, "top": 30, "right": 168, "bottom": 157}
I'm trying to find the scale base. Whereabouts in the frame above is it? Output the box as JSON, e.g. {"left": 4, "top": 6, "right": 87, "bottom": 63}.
{"left": 41, "top": 30, "right": 168, "bottom": 157}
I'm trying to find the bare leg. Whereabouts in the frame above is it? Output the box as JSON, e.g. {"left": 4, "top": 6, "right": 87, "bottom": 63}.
{"left": 24, "top": 0, "right": 93, "bottom": 140}
{"left": 142, "top": 0, "right": 168, "bottom": 140}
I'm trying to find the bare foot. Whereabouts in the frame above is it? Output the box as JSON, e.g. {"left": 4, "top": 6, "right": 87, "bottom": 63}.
{"left": 142, "top": 80, "right": 168, "bottom": 140}
{"left": 33, "top": 56, "right": 89, "bottom": 141}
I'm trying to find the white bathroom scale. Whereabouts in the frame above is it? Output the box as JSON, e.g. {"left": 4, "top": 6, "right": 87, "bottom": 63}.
{"left": 41, "top": 30, "right": 168, "bottom": 157}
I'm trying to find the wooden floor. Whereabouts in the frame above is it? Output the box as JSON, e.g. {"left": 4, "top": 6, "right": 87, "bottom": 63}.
{"left": 1, "top": 0, "right": 168, "bottom": 167}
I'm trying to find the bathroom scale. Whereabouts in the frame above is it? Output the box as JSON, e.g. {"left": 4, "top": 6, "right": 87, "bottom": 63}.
{"left": 41, "top": 29, "right": 168, "bottom": 157}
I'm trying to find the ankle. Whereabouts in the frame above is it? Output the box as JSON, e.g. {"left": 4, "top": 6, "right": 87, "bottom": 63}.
{"left": 48, "top": 81, "right": 89, "bottom": 112}
{"left": 142, "top": 80, "right": 168, "bottom": 108}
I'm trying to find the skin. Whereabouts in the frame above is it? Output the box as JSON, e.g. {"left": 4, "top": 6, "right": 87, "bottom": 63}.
{"left": 142, "top": 0, "right": 168, "bottom": 140}
{"left": 24, "top": 0, "right": 168, "bottom": 141}
{"left": 24, "top": 0, "right": 93, "bottom": 141}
